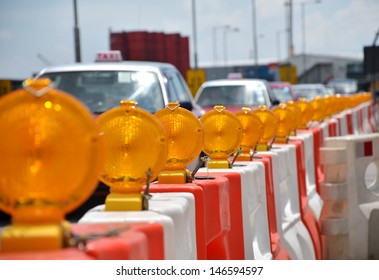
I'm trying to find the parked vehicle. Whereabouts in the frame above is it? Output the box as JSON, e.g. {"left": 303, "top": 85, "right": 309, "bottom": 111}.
{"left": 326, "top": 78, "right": 358, "bottom": 95}
{"left": 292, "top": 83, "right": 329, "bottom": 101}
{"left": 269, "top": 81, "right": 296, "bottom": 102}
{"left": 194, "top": 79, "right": 274, "bottom": 113}
{"left": 36, "top": 60, "right": 204, "bottom": 117}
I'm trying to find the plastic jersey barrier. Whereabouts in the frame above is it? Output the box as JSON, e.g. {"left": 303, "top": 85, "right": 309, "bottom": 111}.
{"left": 367, "top": 101, "right": 378, "bottom": 132}
{"left": 147, "top": 177, "right": 232, "bottom": 260}
{"left": 326, "top": 118, "right": 338, "bottom": 137}
{"left": 362, "top": 101, "right": 377, "bottom": 133}
{"left": 334, "top": 111, "right": 348, "bottom": 136}
{"left": 249, "top": 156, "right": 291, "bottom": 260}
{"left": 78, "top": 201, "right": 176, "bottom": 259}
{"left": 298, "top": 126, "right": 325, "bottom": 195}
{"left": 285, "top": 138, "right": 322, "bottom": 260}
{"left": 321, "top": 133, "right": 379, "bottom": 259}
{"left": 197, "top": 162, "right": 272, "bottom": 260}
{"left": 0, "top": 222, "right": 164, "bottom": 260}
{"left": 147, "top": 193, "right": 197, "bottom": 259}
{"left": 290, "top": 133, "right": 323, "bottom": 220}
{"left": 346, "top": 110, "right": 354, "bottom": 135}
{"left": 257, "top": 146, "right": 316, "bottom": 260}
{"left": 145, "top": 183, "right": 206, "bottom": 259}
{"left": 193, "top": 177, "right": 231, "bottom": 260}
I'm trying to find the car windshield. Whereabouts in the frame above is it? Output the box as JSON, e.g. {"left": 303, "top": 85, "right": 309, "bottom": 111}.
{"left": 293, "top": 86, "right": 326, "bottom": 101}
{"left": 40, "top": 70, "right": 165, "bottom": 113}
{"left": 327, "top": 80, "right": 357, "bottom": 94}
{"left": 196, "top": 84, "right": 268, "bottom": 107}
{"left": 271, "top": 86, "right": 294, "bottom": 102}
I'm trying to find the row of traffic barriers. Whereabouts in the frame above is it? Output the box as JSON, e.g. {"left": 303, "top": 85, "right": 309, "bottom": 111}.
{"left": 0, "top": 78, "right": 378, "bottom": 260}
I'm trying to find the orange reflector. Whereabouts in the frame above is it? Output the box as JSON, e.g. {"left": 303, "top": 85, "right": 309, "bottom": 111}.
{"left": 200, "top": 105, "right": 242, "bottom": 168}
{"left": 0, "top": 78, "right": 104, "bottom": 224}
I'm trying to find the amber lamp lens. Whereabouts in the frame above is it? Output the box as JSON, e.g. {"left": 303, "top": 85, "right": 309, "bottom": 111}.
{"left": 286, "top": 101, "right": 302, "bottom": 129}
{"left": 96, "top": 100, "right": 168, "bottom": 194}
{"left": 252, "top": 105, "right": 279, "bottom": 145}
{"left": 235, "top": 107, "right": 264, "bottom": 152}
{"left": 294, "top": 98, "right": 314, "bottom": 129}
{"left": 155, "top": 102, "right": 203, "bottom": 170}
{"left": 0, "top": 78, "right": 104, "bottom": 223}
{"left": 310, "top": 95, "right": 326, "bottom": 122}
{"left": 272, "top": 103, "right": 296, "bottom": 139}
{"left": 200, "top": 105, "right": 242, "bottom": 159}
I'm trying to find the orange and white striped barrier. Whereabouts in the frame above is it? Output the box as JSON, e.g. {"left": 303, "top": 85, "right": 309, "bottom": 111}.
{"left": 257, "top": 146, "right": 315, "bottom": 260}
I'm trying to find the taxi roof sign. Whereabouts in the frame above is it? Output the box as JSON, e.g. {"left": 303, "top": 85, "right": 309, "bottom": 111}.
{"left": 95, "top": 50, "right": 123, "bottom": 62}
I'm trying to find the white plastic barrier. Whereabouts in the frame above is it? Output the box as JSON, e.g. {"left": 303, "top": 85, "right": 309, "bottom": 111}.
{"left": 258, "top": 145, "right": 316, "bottom": 260}
{"left": 148, "top": 193, "right": 197, "bottom": 259}
{"left": 78, "top": 192, "right": 197, "bottom": 260}
{"left": 334, "top": 111, "right": 348, "bottom": 136}
{"left": 198, "top": 162, "right": 272, "bottom": 260}
{"left": 292, "top": 132, "right": 323, "bottom": 220}
{"left": 321, "top": 133, "right": 379, "bottom": 259}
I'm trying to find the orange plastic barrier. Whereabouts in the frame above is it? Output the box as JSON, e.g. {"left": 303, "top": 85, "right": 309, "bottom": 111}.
{"left": 148, "top": 176, "right": 231, "bottom": 260}
{"left": 254, "top": 155, "right": 291, "bottom": 260}
{"left": 128, "top": 223, "right": 165, "bottom": 260}
{"left": 288, "top": 138, "right": 322, "bottom": 260}
{"left": 327, "top": 119, "right": 338, "bottom": 137}
{"left": 197, "top": 172, "right": 245, "bottom": 260}
{"left": 194, "top": 177, "right": 231, "bottom": 260}
{"left": 0, "top": 222, "right": 157, "bottom": 260}
{"left": 346, "top": 112, "right": 354, "bottom": 135}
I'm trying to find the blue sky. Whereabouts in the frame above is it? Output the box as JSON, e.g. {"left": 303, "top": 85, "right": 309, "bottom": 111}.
{"left": 1, "top": 0, "right": 379, "bottom": 79}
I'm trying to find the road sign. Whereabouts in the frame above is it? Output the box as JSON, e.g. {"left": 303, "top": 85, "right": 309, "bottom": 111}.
{"left": 186, "top": 69, "right": 206, "bottom": 97}
{"left": 280, "top": 65, "right": 297, "bottom": 84}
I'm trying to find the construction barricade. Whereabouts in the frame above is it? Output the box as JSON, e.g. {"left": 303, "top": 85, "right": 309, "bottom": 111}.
{"left": 147, "top": 177, "right": 232, "bottom": 260}
{"left": 196, "top": 162, "right": 273, "bottom": 260}
{"left": 320, "top": 133, "right": 379, "bottom": 259}
{"left": 257, "top": 146, "right": 316, "bottom": 260}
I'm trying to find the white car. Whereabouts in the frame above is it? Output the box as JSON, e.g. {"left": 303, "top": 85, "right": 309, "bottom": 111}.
{"left": 194, "top": 79, "right": 274, "bottom": 113}
{"left": 36, "top": 61, "right": 204, "bottom": 117}
{"left": 292, "top": 83, "right": 329, "bottom": 101}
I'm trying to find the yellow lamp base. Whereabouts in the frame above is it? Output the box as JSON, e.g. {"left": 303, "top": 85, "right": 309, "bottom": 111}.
{"left": 0, "top": 221, "right": 70, "bottom": 253}
{"left": 256, "top": 144, "right": 270, "bottom": 151}
{"left": 207, "top": 159, "right": 231, "bottom": 169}
{"left": 274, "top": 136, "right": 288, "bottom": 144}
{"left": 105, "top": 192, "right": 143, "bottom": 211}
{"left": 236, "top": 153, "right": 251, "bottom": 161}
{"left": 158, "top": 169, "right": 191, "bottom": 184}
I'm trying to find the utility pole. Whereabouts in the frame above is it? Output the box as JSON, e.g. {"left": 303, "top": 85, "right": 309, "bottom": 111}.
{"left": 73, "top": 0, "right": 81, "bottom": 63}
{"left": 252, "top": 0, "right": 258, "bottom": 77}
{"left": 191, "top": 0, "right": 198, "bottom": 69}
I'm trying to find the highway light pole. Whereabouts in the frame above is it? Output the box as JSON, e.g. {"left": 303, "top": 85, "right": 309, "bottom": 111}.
{"left": 191, "top": 0, "right": 199, "bottom": 69}
{"left": 251, "top": 0, "right": 258, "bottom": 77}
{"left": 73, "top": 0, "right": 81, "bottom": 63}
{"left": 223, "top": 25, "right": 239, "bottom": 66}
{"left": 213, "top": 25, "right": 227, "bottom": 66}
{"left": 301, "top": 0, "right": 321, "bottom": 73}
